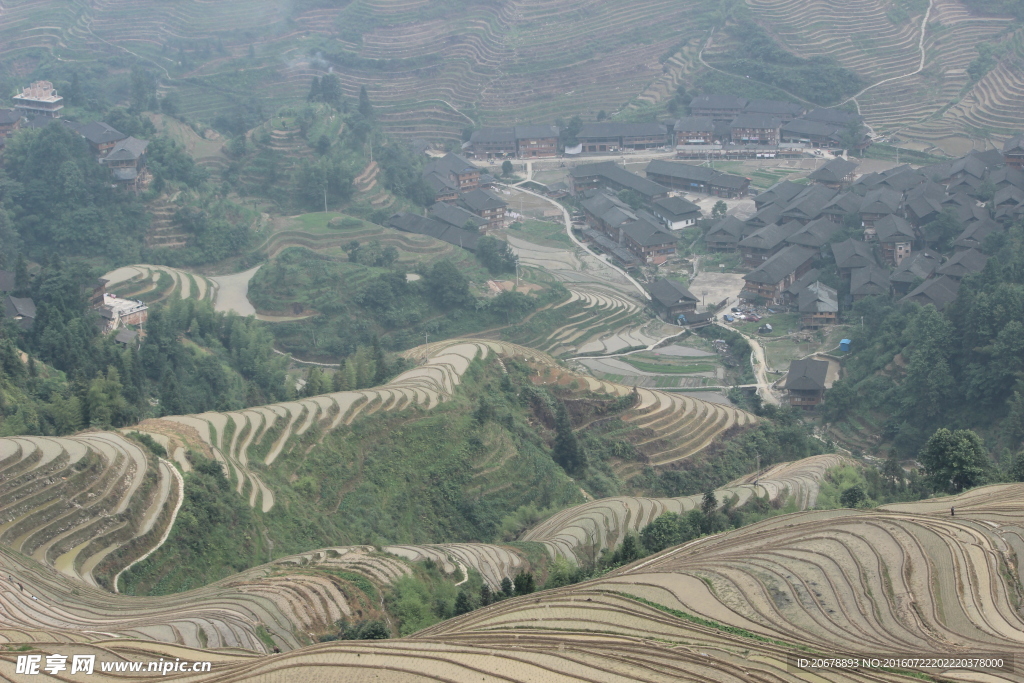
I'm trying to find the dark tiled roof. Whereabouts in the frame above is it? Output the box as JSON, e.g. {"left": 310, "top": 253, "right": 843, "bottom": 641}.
{"left": 730, "top": 113, "right": 781, "bottom": 129}
{"left": 4, "top": 295, "right": 36, "bottom": 319}
{"left": 573, "top": 161, "right": 670, "bottom": 197}
{"left": 821, "top": 191, "right": 863, "bottom": 216}
{"left": 0, "top": 270, "right": 14, "bottom": 292}
{"left": 937, "top": 248, "right": 988, "bottom": 278}
{"left": 1003, "top": 135, "right": 1024, "bottom": 154}
{"left": 514, "top": 125, "right": 559, "bottom": 139}
{"left": 78, "top": 121, "right": 127, "bottom": 146}
{"left": 673, "top": 116, "right": 715, "bottom": 132}
{"left": 901, "top": 275, "right": 960, "bottom": 310}
{"left": 809, "top": 158, "right": 857, "bottom": 183}
{"left": 653, "top": 195, "right": 701, "bottom": 218}
{"left": 740, "top": 221, "right": 802, "bottom": 251}
{"left": 890, "top": 249, "right": 941, "bottom": 283}
{"left": 0, "top": 109, "right": 20, "bottom": 125}
{"left": 850, "top": 265, "right": 890, "bottom": 297}
{"left": 832, "top": 238, "right": 876, "bottom": 269}
{"left": 622, "top": 215, "right": 675, "bottom": 247}
{"left": 429, "top": 202, "right": 487, "bottom": 229}
{"left": 386, "top": 212, "right": 480, "bottom": 251}
{"left": 755, "top": 180, "right": 804, "bottom": 208}
{"left": 786, "top": 358, "right": 829, "bottom": 391}
{"left": 744, "top": 245, "right": 816, "bottom": 284}
{"left": 781, "top": 118, "right": 842, "bottom": 139}
{"left": 953, "top": 219, "right": 1002, "bottom": 250}
{"left": 706, "top": 216, "right": 747, "bottom": 243}
{"left": 646, "top": 160, "right": 750, "bottom": 190}
{"left": 798, "top": 281, "right": 838, "bottom": 314}
{"left": 786, "top": 217, "right": 840, "bottom": 248}
{"left": 115, "top": 328, "right": 138, "bottom": 344}
{"left": 459, "top": 188, "right": 507, "bottom": 212}
{"left": 425, "top": 153, "right": 478, "bottom": 178}
{"left": 577, "top": 122, "right": 667, "bottom": 139}
{"left": 858, "top": 188, "right": 902, "bottom": 215}
{"left": 874, "top": 214, "right": 916, "bottom": 242}
{"left": 785, "top": 268, "right": 822, "bottom": 296}
{"left": 470, "top": 127, "right": 515, "bottom": 144}
{"left": 104, "top": 136, "right": 148, "bottom": 162}
{"left": 649, "top": 278, "right": 698, "bottom": 308}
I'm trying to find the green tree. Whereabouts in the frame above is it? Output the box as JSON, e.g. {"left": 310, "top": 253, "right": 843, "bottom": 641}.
{"left": 454, "top": 590, "right": 474, "bottom": 615}
{"left": 701, "top": 489, "right": 717, "bottom": 516}
{"left": 307, "top": 76, "right": 322, "bottom": 102}
{"left": 711, "top": 200, "right": 728, "bottom": 219}
{"left": 611, "top": 532, "right": 643, "bottom": 565}
{"left": 512, "top": 570, "right": 535, "bottom": 595}
{"left": 358, "top": 85, "right": 374, "bottom": 118}
{"left": 479, "top": 583, "right": 492, "bottom": 606}
{"left": 919, "top": 428, "right": 988, "bottom": 493}
{"left": 553, "top": 401, "right": 586, "bottom": 474}
{"left": 640, "top": 512, "right": 686, "bottom": 553}
{"left": 499, "top": 576, "right": 514, "bottom": 598}
{"left": 839, "top": 484, "right": 866, "bottom": 508}
{"left": 424, "top": 259, "right": 473, "bottom": 309}
{"left": 501, "top": 160, "right": 514, "bottom": 176}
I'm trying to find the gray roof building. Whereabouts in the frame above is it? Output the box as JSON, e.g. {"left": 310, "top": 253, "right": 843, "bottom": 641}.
{"left": 799, "top": 281, "right": 838, "bottom": 314}
{"left": 577, "top": 122, "right": 667, "bottom": 139}
{"left": 571, "top": 161, "right": 670, "bottom": 198}
{"left": 743, "top": 99, "right": 805, "bottom": 118}
{"left": 648, "top": 278, "right": 698, "bottom": 309}
{"left": 874, "top": 214, "right": 916, "bottom": 243}
{"left": 78, "top": 121, "right": 127, "bottom": 146}
{"left": 890, "top": 249, "right": 941, "bottom": 288}
{"left": 832, "top": 238, "right": 876, "bottom": 270}
{"left": 429, "top": 202, "right": 487, "bottom": 230}
{"left": 809, "top": 158, "right": 857, "bottom": 185}
{"left": 901, "top": 275, "right": 960, "bottom": 310}
{"left": 785, "top": 358, "right": 830, "bottom": 391}
{"left": 673, "top": 116, "right": 716, "bottom": 133}
{"left": 459, "top": 188, "right": 507, "bottom": 212}
{"left": 786, "top": 217, "right": 840, "bottom": 248}
{"left": 386, "top": 212, "right": 480, "bottom": 251}
{"left": 103, "top": 136, "right": 149, "bottom": 163}
{"left": 0, "top": 270, "right": 14, "bottom": 293}
{"left": 740, "top": 221, "right": 802, "bottom": 252}
{"left": 936, "top": 248, "right": 988, "bottom": 279}
{"left": 744, "top": 245, "right": 817, "bottom": 284}
{"left": 850, "top": 265, "right": 890, "bottom": 298}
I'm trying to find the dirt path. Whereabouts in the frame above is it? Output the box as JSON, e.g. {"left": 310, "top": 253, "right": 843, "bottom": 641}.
{"left": 501, "top": 184, "right": 651, "bottom": 300}
{"left": 716, "top": 322, "right": 780, "bottom": 406}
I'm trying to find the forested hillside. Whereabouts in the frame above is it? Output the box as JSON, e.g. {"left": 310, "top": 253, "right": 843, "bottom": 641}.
{"left": 823, "top": 222, "right": 1024, "bottom": 465}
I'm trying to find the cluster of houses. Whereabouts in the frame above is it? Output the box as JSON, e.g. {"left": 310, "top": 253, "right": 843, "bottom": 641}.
{"left": 570, "top": 158, "right": 750, "bottom": 267}
{"left": 465, "top": 95, "right": 869, "bottom": 160}
{"left": 0, "top": 81, "right": 149, "bottom": 190}
{"left": 703, "top": 146, "right": 1015, "bottom": 335}
{"left": 1, "top": 272, "right": 146, "bottom": 345}
{"left": 387, "top": 152, "right": 510, "bottom": 250}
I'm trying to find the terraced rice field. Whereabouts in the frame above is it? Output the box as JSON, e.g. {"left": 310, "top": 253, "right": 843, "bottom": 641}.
{"left": 0, "top": 338, "right": 753, "bottom": 595}
{"left": 6, "top": 477, "right": 1024, "bottom": 681}
{"left": 0, "top": 453, "right": 832, "bottom": 654}
{"left": 505, "top": 236, "right": 677, "bottom": 356}
{"left": 103, "top": 264, "right": 218, "bottom": 304}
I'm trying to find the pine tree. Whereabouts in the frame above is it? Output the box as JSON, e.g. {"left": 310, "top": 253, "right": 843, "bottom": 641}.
{"left": 701, "top": 490, "right": 717, "bottom": 517}
{"left": 307, "top": 76, "right": 322, "bottom": 102}
{"left": 358, "top": 85, "right": 373, "bottom": 118}
{"left": 479, "top": 583, "right": 492, "bottom": 606}
{"left": 553, "top": 401, "right": 586, "bottom": 474}
{"left": 454, "top": 590, "right": 474, "bottom": 615}
{"left": 512, "top": 571, "right": 535, "bottom": 595}
{"left": 499, "top": 576, "right": 514, "bottom": 598}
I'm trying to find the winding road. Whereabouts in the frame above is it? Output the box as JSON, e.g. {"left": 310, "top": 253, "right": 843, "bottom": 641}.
{"left": 715, "top": 322, "right": 780, "bottom": 406}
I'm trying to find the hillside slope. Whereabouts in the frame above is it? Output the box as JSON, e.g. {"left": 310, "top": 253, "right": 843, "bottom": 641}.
{"left": 0, "top": 338, "right": 755, "bottom": 592}
{"left": 0, "top": 453, "right": 841, "bottom": 653}
{"left": 2, "top": 481, "right": 1022, "bottom": 681}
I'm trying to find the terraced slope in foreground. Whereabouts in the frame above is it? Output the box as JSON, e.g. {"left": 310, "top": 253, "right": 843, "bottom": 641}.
{"left": 4, "top": 482, "right": 1024, "bottom": 681}
{"left": 0, "top": 339, "right": 754, "bottom": 591}
{"left": 0, "top": 454, "right": 835, "bottom": 653}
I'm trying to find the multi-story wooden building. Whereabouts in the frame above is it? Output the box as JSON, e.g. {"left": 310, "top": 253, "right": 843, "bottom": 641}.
{"left": 784, "top": 358, "right": 829, "bottom": 410}
{"left": 648, "top": 278, "right": 698, "bottom": 322}
{"left": 742, "top": 245, "right": 816, "bottom": 304}
{"left": 459, "top": 188, "right": 507, "bottom": 230}
{"left": 729, "top": 114, "right": 781, "bottom": 145}
{"left": 469, "top": 127, "right": 516, "bottom": 158}
{"left": 689, "top": 94, "right": 748, "bottom": 122}
{"left": 672, "top": 116, "right": 716, "bottom": 146}
{"left": 514, "top": 125, "right": 559, "bottom": 158}
{"left": 621, "top": 217, "right": 676, "bottom": 265}
{"left": 1004, "top": 135, "right": 1024, "bottom": 169}
{"left": 874, "top": 214, "right": 916, "bottom": 266}
{"left": 576, "top": 122, "right": 668, "bottom": 153}
{"left": 645, "top": 160, "right": 750, "bottom": 197}
{"left": 569, "top": 161, "right": 669, "bottom": 200}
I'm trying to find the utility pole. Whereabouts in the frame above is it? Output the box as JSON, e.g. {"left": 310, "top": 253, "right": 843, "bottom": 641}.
{"left": 755, "top": 451, "right": 760, "bottom": 487}
{"left": 323, "top": 165, "right": 328, "bottom": 214}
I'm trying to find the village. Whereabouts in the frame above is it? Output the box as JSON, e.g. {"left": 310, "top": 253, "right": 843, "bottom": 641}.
{"left": 0, "top": 80, "right": 1011, "bottom": 414}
